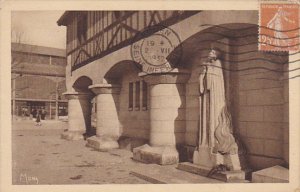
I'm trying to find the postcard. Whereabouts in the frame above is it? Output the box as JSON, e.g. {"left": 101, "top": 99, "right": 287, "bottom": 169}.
{"left": 0, "top": 0, "right": 299, "bottom": 192}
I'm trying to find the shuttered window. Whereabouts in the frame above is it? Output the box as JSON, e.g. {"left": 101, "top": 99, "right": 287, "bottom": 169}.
{"left": 142, "top": 80, "right": 147, "bottom": 110}
{"left": 128, "top": 81, "right": 147, "bottom": 111}
{"left": 135, "top": 81, "right": 140, "bottom": 110}
{"left": 77, "top": 13, "right": 88, "bottom": 45}
{"left": 128, "top": 82, "right": 133, "bottom": 110}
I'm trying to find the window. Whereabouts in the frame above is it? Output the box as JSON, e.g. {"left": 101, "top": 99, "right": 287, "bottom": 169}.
{"left": 135, "top": 81, "right": 140, "bottom": 110}
{"left": 77, "top": 13, "right": 88, "bottom": 45}
{"left": 142, "top": 80, "right": 148, "bottom": 110}
{"left": 51, "top": 56, "right": 66, "bottom": 66}
{"left": 128, "top": 81, "right": 148, "bottom": 111}
{"left": 128, "top": 82, "right": 133, "bottom": 110}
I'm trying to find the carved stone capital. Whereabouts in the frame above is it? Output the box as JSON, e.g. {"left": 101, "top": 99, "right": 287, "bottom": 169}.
{"left": 88, "top": 84, "right": 121, "bottom": 95}
{"left": 138, "top": 68, "right": 191, "bottom": 85}
{"left": 63, "top": 91, "right": 93, "bottom": 100}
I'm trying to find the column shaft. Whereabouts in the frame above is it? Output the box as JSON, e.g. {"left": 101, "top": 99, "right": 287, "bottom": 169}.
{"left": 149, "top": 83, "right": 185, "bottom": 146}
{"left": 95, "top": 93, "right": 120, "bottom": 138}
{"left": 61, "top": 92, "right": 92, "bottom": 140}
{"left": 86, "top": 84, "right": 121, "bottom": 151}
{"left": 133, "top": 69, "right": 190, "bottom": 165}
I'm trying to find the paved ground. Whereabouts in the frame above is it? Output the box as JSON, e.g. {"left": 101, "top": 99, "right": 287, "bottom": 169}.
{"left": 12, "top": 120, "right": 150, "bottom": 184}
{"left": 12, "top": 119, "right": 221, "bottom": 185}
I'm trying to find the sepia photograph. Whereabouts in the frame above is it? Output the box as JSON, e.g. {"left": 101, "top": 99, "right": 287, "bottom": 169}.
{"left": 1, "top": 0, "right": 300, "bottom": 192}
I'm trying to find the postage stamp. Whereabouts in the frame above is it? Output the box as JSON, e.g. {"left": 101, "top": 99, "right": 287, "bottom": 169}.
{"left": 130, "top": 25, "right": 182, "bottom": 74}
{"left": 259, "top": 2, "right": 299, "bottom": 51}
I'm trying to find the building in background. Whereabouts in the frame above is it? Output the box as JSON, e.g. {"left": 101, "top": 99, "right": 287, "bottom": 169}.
{"left": 11, "top": 42, "right": 68, "bottom": 120}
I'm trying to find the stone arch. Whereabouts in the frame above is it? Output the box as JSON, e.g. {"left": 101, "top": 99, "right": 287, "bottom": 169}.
{"left": 169, "top": 23, "right": 258, "bottom": 70}
{"left": 172, "top": 23, "right": 258, "bottom": 163}
{"left": 177, "top": 23, "right": 258, "bottom": 104}
{"left": 101, "top": 60, "right": 149, "bottom": 149}
{"left": 73, "top": 75, "right": 93, "bottom": 93}
{"left": 104, "top": 60, "right": 141, "bottom": 84}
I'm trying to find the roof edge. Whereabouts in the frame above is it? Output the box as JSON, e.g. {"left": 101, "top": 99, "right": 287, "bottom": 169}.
{"left": 11, "top": 42, "right": 66, "bottom": 57}
{"left": 57, "top": 11, "right": 70, "bottom": 26}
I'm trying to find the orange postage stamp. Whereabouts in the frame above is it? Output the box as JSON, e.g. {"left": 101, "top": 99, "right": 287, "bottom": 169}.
{"left": 259, "top": 3, "right": 299, "bottom": 51}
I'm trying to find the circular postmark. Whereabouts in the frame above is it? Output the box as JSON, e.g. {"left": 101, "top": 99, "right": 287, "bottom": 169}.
{"left": 130, "top": 25, "right": 182, "bottom": 74}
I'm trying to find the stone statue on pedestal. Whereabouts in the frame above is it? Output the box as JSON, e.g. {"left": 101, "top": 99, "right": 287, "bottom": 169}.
{"left": 193, "top": 48, "right": 241, "bottom": 171}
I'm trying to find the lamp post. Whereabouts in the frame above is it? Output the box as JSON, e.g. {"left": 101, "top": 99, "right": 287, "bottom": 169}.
{"left": 12, "top": 77, "right": 16, "bottom": 117}
{"left": 55, "top": 80, "right": 59, "bottom": 120}
{"left": 50, "top": 80, "right": 61, "bottom": 120}
{"left": 11, "top": 73, "right": 26, "bottom": 117}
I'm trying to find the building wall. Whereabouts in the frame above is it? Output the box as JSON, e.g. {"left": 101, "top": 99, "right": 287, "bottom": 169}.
{"left": 184, "top": 26, "right": 288, "bottom": 170}
{"left": 118, "top": 67, "right": 150, "bottom": 139}
{"left": 235, "top": 33, "right": 288, "bottom": 170}
{"left": 15, "top": 75, "right": 65, "bottom": 100}
{"left": 12, "top": 52, "right": 66, "bottom": 66}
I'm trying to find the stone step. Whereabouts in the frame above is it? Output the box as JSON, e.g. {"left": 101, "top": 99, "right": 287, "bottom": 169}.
{"left": 227, "top": 179, "right": 250, "bottom": 183}
{"left": 252, "top": 165, "right": 289, "bottom": 183}
{"left": 130, "top": 164, "right": 223, "bottom": 184}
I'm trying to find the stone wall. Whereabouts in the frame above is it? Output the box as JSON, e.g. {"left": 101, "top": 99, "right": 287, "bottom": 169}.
{"left": 184, "top": 27, "right": 288, "bottom": 170}
{"left": 233, "top": 29, "right": 288, "bottom": 170}
{"left": 118, "top": 68, "right": 150, "bottom": 140}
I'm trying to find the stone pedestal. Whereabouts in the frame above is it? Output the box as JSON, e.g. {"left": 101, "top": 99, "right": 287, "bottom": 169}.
{"left": 177, "top": 145, "right": 245, "bottom": 182}
{"left": 86, "top": 136, "right": 119, "bottom": 151}
{"left": 86, "top": 84, "right": 121, "bottom": 151}
{"left": 193, "top": 146, "right": 241, "bottom": 171}
{"left": 133, "top": 69, "right": 190, "bottom": 165}
{"left": 133, "top": 144, "right": 179, "bottom": 165}
{"left": 177, "top": 162, "right": 247, "bottom": 182}
{"left": 61, "top": 91, "right": 92, "bottom": 140}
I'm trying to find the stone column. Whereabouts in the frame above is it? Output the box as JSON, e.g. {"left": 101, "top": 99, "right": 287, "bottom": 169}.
{"left": 61, "top": 91, "right": 92, "bottom": 140}
{"left": 133, "top": 69, "right": 190, "bottom": 165}
{"left": 86, "top": 84, "right": 121, "bottom": 151}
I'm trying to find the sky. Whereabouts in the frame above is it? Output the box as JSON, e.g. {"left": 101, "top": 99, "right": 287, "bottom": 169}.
{"left": 11, "top": 11, "right": 66, "bottom": 49}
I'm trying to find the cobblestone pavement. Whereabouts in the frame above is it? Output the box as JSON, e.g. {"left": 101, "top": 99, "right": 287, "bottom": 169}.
{"left": 12, "top": 120, "right": 149, "bottom": 184}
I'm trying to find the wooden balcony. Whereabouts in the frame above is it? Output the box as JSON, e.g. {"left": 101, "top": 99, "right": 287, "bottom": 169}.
{"left": 66, "top": 11, "right": 199, "bottom": 71}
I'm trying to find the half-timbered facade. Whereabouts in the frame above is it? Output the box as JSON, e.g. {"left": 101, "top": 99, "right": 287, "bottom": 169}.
{"left": 57, "top": 11, "right": 290, "bottom": 173}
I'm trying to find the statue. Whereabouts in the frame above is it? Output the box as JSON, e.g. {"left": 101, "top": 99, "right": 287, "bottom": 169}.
{"left": 193, "top": 48, "right": 241, "bottom": 171}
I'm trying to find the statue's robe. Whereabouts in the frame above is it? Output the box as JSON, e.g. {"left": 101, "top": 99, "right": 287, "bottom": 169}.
{"left": 199, "top": 60, "right": 238, "bottom": 155}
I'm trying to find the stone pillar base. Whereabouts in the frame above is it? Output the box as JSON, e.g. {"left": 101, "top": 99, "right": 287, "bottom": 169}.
{"left": 86, "top": 136, "right": 119, "bottom": 151}
{"left": 61, "top": 131, "right": 84, "bottom": 141}
{"left": 133, "top": 144, "right": 179, "bottom": 165}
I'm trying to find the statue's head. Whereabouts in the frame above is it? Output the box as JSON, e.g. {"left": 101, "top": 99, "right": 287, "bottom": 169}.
{"left": 208, "top": 48, "right": 222, "bottom": 60}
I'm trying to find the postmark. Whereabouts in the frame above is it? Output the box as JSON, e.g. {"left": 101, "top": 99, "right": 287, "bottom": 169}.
{"left": 259, "top": 2, "right": 299, "bottom": 51}
{"left": 130, "top": 25, "right": 182, "bottom": 74}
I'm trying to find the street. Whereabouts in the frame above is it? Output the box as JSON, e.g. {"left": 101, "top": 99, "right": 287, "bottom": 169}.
{"left": 12, "top": 120, "right": 149, "bottom": 184}
{"left": 12, "top": 119, "right": 222, "bottom": 185}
